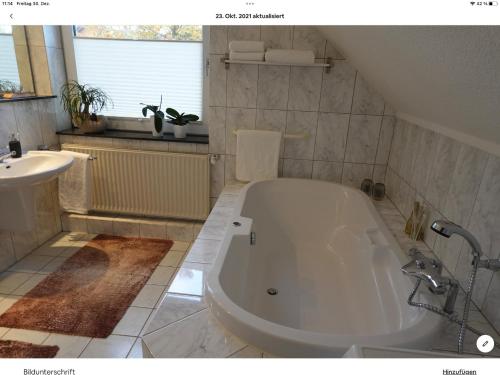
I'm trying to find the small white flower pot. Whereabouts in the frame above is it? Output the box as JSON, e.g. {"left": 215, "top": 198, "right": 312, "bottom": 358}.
{"left": 173, "top": 124, "right": 187, "bottom": 139}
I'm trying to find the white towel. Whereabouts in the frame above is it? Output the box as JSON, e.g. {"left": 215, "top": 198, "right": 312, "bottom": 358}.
{"left": 236, "top": 130, "right": 281, "bottom": 182}
{"left": 265, "top": 49, "right": 315, "bottom": 64}
{"left": 229, "top": 51, "right": 265, "bottom": 61}
{"left": 58, "top": 150, "right": 92, "bottom": 214}
{"left": 229, "top": 40, "right": 265, "bottom": 52}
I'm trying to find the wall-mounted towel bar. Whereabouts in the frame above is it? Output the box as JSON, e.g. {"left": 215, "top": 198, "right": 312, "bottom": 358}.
{"left": 232, "top": 130, "right": 309, "bottom": 140}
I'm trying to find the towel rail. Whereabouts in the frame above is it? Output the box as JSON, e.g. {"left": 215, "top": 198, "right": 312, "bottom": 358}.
{"left": 232, "top": 130, "right": 308, "bottom": 139}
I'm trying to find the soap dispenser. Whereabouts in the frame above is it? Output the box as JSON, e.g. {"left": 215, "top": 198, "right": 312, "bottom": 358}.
{"left": 9, "top": 133, "right": 22, "bottom": 158}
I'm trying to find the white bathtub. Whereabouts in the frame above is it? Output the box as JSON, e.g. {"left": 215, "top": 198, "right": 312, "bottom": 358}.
{"left": 205, "top": 179, "right": 442, "bottom": 357}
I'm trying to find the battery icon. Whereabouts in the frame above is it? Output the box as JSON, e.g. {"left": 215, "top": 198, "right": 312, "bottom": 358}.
{"left": 489, "top": 1, "right": 498, "bottom": 5}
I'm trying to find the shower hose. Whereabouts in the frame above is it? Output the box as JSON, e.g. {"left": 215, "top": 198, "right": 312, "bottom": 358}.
{"left": 407, "top": 260, "right": 499, "bottom": 354}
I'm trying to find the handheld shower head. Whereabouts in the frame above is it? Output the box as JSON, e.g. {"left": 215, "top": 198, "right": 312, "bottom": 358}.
{"left": 431, "top": 220, "right": 482, "bottom": 257}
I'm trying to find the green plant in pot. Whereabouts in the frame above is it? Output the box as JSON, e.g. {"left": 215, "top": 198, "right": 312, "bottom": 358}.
{"left": 60, "top": 81, "right": 112, "bottom": 134}
{"left": 166, "top": 108, "right": 200, "bottom": 139}
{"left": 141, "top": 95, "right": 165, "bottom": 137}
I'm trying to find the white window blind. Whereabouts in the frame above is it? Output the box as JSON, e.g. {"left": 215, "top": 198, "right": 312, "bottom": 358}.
{"left": 0, "top": 34, "right": 21, "bottom": 85}
{"left": 73, "top": 37, "right": 203, "bottom": 119}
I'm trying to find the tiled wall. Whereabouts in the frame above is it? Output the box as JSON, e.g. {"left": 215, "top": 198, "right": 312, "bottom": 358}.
{"left": 0, "top": 26, "right": 70, "bottom": 272}
{"left": 385, "top": 118, "right": 500, "bottom": 331}
{"left": 206, "top": 26, "right": 396, "bottom": 201}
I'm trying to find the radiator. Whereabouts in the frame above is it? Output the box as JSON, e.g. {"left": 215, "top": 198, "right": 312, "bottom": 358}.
{"left": 62, "top": 144, "right": 210, "bottom": 220}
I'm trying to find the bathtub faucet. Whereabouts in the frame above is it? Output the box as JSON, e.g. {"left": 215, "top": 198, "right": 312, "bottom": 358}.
{"left": 401, "top": 248, "right": 459, "bottom": 314}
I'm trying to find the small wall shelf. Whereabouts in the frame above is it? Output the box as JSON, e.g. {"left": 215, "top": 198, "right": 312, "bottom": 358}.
{"left": 221, "top": 55, "right": 332, "bottom": 73}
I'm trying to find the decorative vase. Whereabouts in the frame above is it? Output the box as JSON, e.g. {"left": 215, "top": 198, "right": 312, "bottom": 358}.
{"left": 150, "top": 115, "right": 164, "bottom": 137}
{"left": 173, "top": 124, "right": 187, "bottom": 139}
{"left": 73, "top": 115, "right": 106, "bottom": 134}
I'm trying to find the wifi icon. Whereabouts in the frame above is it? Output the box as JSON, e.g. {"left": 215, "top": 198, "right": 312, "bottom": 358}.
{"left": 471, "top": 1, "right": 475, "bottom": 4}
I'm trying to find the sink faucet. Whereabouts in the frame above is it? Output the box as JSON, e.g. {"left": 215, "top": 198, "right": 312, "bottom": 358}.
{"left": 402, "top": 248, "right": 459, "bottom": 314}
{"left": 0, "top": 149, "right": 16, "bottom": 163}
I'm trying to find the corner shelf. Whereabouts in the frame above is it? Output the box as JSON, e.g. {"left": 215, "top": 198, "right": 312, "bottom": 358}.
{"left": 221, "top": 55, "right": 332, "bottom": 73}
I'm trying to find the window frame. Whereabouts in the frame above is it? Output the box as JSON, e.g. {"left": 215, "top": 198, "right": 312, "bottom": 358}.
{"left": 61, "top": 25, "right": 208, "bottom": 126}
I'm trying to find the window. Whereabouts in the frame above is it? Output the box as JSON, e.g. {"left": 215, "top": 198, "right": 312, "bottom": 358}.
{"left": 0, "top": 25, "right": 21, "bottom": 87}
{"left": 71, "top": 25, "right": 203, "bottom": 119}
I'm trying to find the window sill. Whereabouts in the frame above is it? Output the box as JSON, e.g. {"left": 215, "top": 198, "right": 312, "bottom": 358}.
{"left": 56, "top": 128, "right": 209, "bottom": 144}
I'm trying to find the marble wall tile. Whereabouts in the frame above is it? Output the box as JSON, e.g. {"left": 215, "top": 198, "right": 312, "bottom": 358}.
{"left": 375, "top": 116, "right": 395, "bottom": 164}
{"left": 313, "top": 112, "right": 349, "bottom": 162}
{"left": 227, "top": 64, "right": 258, "bottom": 108}
{"left": 207, "top": 107, "right": 226, "bottom": 154}
{"left": 283, "top": 111, "right": 318, "bottom": 159}
{"left": 287, "top": 67, "right": 323, "bottom": 112}
{"left": 46, "top": 47, "right": 67, "bottom": 97}
{"left": 385, "top": 167, "right": 400, "bottom": 202}
{"left": 42, "top": 26, "right": 62, "bottom": 49}
{"left": 425, "top": 134, "right": 461, "bottom": 212}
{"left": 398, "top": 122, "right": 420, "bottom": 184}
{"left": 30, "top": 45, "right": 52, "bottom": 96}
{"left": 325, "top": 41, "right": 345, "bottom": 60}
{"left": 225, "top": 108, "right": 256, "bottom": 155}
{"left": 344, "top": 115, "right": 382, "bottom": 164}
{"left": 209, "top": 26, "right": 228, "bottom": 54}
{"left": 37, "top": 100, "right": 58, "bottom": 147}
{"left": 373, "top": 165, "right": 387, "bottom": 183}
{"left": 210, "top": 155, "right": 225, "bottom": 198}
{"left": 410, "top": 127, "right": 439, "bottom": 194}
{"left": 483, "top": 273, "right": 500, "bottom": 329}
{"left": 224, "top": 155, "right": 236, "bottom": 185}
{"left": 13, "top": 101, "right": 43, "bottom": 151}
{"left": 466, "top": 155, "right": 500, "bottom": 259}
{"left": 208, "top": 55, "right": 226, "bottom": 107}
{"left": 228, "top": 26, "right": 261, "bottom": 45}
{"left": 433, "top": 235, "right": 463, "bottom": 276}
{"left": 351, "top": 74, "right": 385, "bottom": 115}
{"left": 282, "top": 159, "right": 313, "bottom": 179}
{"left": 0, "top": 105, "right": 18, "bottom": 148}
{"left": 26, "top": 26, "right": 45, "bottom": 47}
{"left": 319, "top": 61, "right": 357, "bottom": 113}
{"left": 255, "top": 109, "right": 287, "bottom": 157}
{"left": 260, "top": 26, "right": 292, "bottom": 49}
{"left": 442, "top": 144, "right": 488, "bottom": 227}
{"left": 292, "top": 26, "right": 326, "bottom": 59}
{"left": 387, "top": 119, "right": 405, "bottom": 174}
{"left": 11, "top": 230, "right": 39, "bottom": 260}
{"left": 312, "top": 161, "right": 343, "bottom": 183}
{"left": 256, "top": 66, "right": 290, "bottom": 110}
{"left": 341, "top": 163, "right": 374, "bottom": 188}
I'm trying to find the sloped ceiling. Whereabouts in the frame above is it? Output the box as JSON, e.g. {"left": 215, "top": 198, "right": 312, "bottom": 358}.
{"left": 318, "top": 26, "right": 500, "bottom": 150}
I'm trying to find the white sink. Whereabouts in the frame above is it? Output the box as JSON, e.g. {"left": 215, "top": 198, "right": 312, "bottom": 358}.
{"left": 0, "top": 151, "right": 74, "bottom": 232}
{"left": 0, "top": 151, "right": 74, "bottom": 190}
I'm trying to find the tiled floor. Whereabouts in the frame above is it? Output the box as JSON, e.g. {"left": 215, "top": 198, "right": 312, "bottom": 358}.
{"left": 0, "top": 231, "right": 192, "bottom": 358}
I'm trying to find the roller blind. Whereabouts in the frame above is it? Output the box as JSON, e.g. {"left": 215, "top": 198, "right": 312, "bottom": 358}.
{"left": 73, "top": 37, "right": 203, "bottom": 119}
{"left": 0, "top": 34, "right": 21, "bottom": 85}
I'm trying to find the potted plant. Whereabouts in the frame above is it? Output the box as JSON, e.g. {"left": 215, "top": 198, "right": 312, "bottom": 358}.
{"left": 166, "top": 107, "right": 200, "bottom": 139}
{"left": 141, "top": 95, "right": 165, "bottom": 137}
{"left": 60, "top": 81, "right": 112, "bottom": 134}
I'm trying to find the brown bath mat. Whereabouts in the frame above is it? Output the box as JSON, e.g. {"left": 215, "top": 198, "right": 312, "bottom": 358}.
{"left": 0, "top": 234, "right": 172, "bottom": 338}
{"left": 0, "top": 340, "right": 59, "bottom": 358}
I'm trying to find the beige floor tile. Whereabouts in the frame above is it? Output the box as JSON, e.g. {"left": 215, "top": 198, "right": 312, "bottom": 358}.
{"left": 0, "top": 295, "right": 20, "bottom": 314}
{"left": 229, "top": 345, "right": 264, "bottom": 358}
{"left": 79, "top": 335, "right": 136, "bottom": 358}
{"left": 168, "top": 262, "right": 212, "bottom": 296}
{"left": 11, "top": 274, "right": 47, "bottom": 296}
{"left": 170, "top": 241, "right": 191, "bottom": 252}
{"left": 160, "top": 251, "right": 184, "bottom": 267}
{"left": 127, "top": 338, "right": 144, "bottom": 358}
{"left": 131, "top": 285, "right": 165, "bottom": 308}
{"left": 38, "top": 256, "right": 67, "bottom": 274}
{"left": 0, "top": 326, "right": 9, "bottom": 338}
{"left": 30, "top": 242, "right": 67, "bottom": 257}
{"left": 146, "top": 266, "right": 176, "bottom": 286}
{"left": 112, "top": 307, "right": 152, "bottom": 336}
{"left": 0, "top": 272, "right": 33, "bottom": 294}
{"left": 43, "top": 334, "right": 92, "bottom": 358}
{"left": 3, "top": 328, "right": 50, "bottom": 344}
{"left": 59, "top": 246, "right": 82, "bottom": 258}
{"left": 8, "top": 255, "right": 54, "bottom": 273}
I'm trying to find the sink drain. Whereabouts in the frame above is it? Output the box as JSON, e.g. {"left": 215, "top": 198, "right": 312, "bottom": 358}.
{"left": 267, "top": 288, "right": 278, "bottom": 296}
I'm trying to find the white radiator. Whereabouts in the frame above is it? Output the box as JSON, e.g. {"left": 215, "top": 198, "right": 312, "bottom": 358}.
{"left": 62, "top": 144, "right": 210, "bottom": 220}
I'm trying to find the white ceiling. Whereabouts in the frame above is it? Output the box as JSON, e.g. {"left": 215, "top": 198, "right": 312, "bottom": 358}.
{"left": 318, "top": 26, "right": 500, "bottom": 152}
